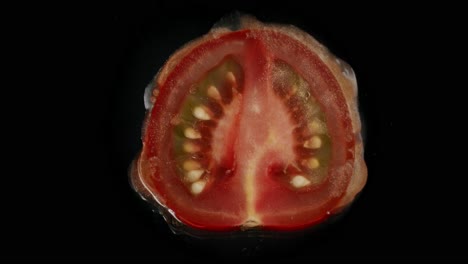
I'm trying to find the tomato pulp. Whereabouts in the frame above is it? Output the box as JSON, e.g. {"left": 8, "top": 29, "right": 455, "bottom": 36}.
{"left": 131, "top": 16, "right": 367, "bottom": 234}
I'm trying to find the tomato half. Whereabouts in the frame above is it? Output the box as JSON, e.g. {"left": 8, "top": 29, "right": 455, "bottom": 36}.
{"left": 131, "top": 16, "right": 367, "bottom": 234}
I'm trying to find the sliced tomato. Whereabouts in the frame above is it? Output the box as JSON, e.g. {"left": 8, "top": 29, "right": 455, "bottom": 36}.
{"left": 131, "top": 16, "right": 367, "bottom": 232}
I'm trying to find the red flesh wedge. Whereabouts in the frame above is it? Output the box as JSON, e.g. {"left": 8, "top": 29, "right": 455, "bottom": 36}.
{"left": 130, "top": 16, "right": 367, "bottom": 235}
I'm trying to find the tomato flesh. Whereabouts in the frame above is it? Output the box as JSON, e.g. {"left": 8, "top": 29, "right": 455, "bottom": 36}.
{"left": 132, "top": 18, "right": 367, "bottom": 232}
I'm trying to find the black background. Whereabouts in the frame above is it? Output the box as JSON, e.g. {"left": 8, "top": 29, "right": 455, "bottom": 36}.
{"left": 4, "top": 1, "right": 467, "bottom": 261}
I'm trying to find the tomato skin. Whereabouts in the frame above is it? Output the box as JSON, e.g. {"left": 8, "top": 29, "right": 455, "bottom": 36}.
{"left": 130, "top": 16, "right": 367, "bottom": 235}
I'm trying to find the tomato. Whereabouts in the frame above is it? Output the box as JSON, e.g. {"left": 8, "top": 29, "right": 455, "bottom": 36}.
{"left": 130, "top": 16, "right": 367, "bottom": 234}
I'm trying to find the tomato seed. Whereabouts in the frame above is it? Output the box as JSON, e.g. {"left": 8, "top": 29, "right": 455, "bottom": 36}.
{"left": 207, "top": 85, "right": 221, "bottom": 100}
{"left": 290, "top": 175, "right": 311, "bottom": 188}
{"left": 191, "top": 180, "right": 206, "bottom": 195}
{"left": 304, "top": 136, "right": 322, "bottom": 149}
{"left": 193, "top": 106, "right": 212, "bottom": 120}
{"left": 184, "top": 127, "right": 202, "bottom": 139}
{"left": 186, "top": 170, "right": 204, "bottom": 182}
{"left": 183, "top": 160, "right": 201, "bottom": 170}
{"left": 303, "top": 158, "right": 320, "bottom": 169}
{"left": 183, "top": 142, "right": 201, "bottom": 153}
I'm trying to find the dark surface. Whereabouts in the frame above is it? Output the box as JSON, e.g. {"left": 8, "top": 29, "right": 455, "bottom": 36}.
{"left": 4, "top": 2, "right": 467, "bottom": 261}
